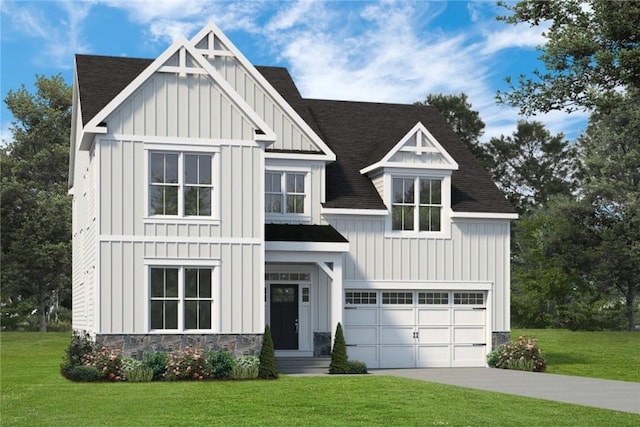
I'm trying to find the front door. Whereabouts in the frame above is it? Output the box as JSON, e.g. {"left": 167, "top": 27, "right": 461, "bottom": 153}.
{"left": 270, "top": 284, "right": 299, "bottom": 350}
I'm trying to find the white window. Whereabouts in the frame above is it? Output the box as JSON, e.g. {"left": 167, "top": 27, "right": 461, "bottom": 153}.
{"left": 149, "top": 152, "right": 213, "bottom": 217}
{"left": 265, "top": 171, "right": 306, "bottom": 214}
{"left": 150, "top": 267, "right": 213, "bottom": 331}
{"left": 391, "top": 177, "right": 441, "bottom": 232}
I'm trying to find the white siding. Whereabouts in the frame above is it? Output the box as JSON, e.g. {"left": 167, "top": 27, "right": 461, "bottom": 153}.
{"left": 327, "top": 216, "right": 511, "bottom": 331}
{"left": 211, "top": 56, "right": 321, "bottom": 153}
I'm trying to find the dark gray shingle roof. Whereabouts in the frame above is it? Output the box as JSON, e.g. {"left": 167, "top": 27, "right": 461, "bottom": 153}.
{"left": 74, "top": 55, "right": 515, "bottom": 214}
{"left": 265, "top": 224, "right": 348, "bottom": 242}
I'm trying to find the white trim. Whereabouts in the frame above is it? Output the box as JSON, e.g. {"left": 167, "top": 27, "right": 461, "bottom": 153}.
{"left": 360, "top": 122, "right": 458, "bottom": 175}
{"left": 98, "top": 235, "right": 261, "bottom": 245}
{"left": 113, "top": 134, "right": 260, "bottom": 148}
{"left": 344, "top": 280, "right": 492, "bottom": 291}
{"left": 190, "top": 23, "right": 336, "bottom": 161}
{"left": 322, "top": 208, "right": 388, "bottom": 216}
{"left": 143, "top": 258, "right": 221, "bottom": 266}
{"left": 451, "top": 212, "right": 519, "bottom": 220}
{"left": 266, "top": 241, "right": 349, "bottom": 253}
{"left": 265, "top": 152, "right": 331, "bottom": 161}
{"left": 316, "top": 261, "right": 334, "bottom": 280}
{"left": 83, "top": 36, "right": 277, "bottom": 145}
{"left": 94, "top": 142, "right": 102, "bottom": 334}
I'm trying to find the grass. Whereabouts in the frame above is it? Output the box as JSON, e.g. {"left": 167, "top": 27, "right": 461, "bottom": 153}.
{"left": 513, "top": 328, "right": 640, "bottom": 382}
{"left": 2, "top": 332, "right": 639, "bottom": 426}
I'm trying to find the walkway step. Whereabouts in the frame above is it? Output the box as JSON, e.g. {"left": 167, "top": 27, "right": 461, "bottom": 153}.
{"left": 277, "top": 357, "right": 330, "bottom": 374}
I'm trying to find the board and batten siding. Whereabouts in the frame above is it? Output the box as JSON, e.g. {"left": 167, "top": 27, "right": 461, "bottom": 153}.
{"left": 211, "top": 56, "right": 320, "bottom": 153}
{"left": 327, "top": 216, "right": 511, "bottom": 331}
{"left": 91, "top": 69, "right": 266, "bottom": 335}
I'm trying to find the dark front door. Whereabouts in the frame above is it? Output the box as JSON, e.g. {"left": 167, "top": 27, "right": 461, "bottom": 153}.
{"left": 270, "top": 284, "right": 299, "bottom": 350}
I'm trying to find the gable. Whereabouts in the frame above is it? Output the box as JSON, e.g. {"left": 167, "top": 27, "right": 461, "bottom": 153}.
{"left": 190, "top": 24, "right": 334, "bottom": 159}
{"left": 361, "top": 122, "right": 459, "bottom": 174}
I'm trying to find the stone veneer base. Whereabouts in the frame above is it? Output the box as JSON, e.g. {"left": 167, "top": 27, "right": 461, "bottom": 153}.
{"left": 94, "top": 334, "right": 263, "bottom": 359}
{"left": 313, "top": 332, "right": 331, "bottom": 356}
{"left": 492, "top": 331, "right": 511, "bottom": 350}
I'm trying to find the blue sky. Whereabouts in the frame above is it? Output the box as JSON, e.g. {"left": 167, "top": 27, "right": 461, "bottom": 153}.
{"left": 0, "top": 0, "right": 588, "bottom": 146}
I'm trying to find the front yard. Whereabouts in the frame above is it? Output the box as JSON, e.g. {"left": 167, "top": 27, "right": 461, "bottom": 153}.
{"left": 1, "top": 332, "right": 638, "bottom": 426}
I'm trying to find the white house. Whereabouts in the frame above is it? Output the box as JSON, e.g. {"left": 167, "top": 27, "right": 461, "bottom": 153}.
{"left": 69, "top": 23, "right": 517, "bottom": 369}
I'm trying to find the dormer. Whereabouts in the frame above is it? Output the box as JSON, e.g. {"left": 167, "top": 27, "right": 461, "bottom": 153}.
{"left": 360, "top": 122, "right": 458, "bottom": 238}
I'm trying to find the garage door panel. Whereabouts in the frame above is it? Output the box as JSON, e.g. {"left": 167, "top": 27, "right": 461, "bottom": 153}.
{"left": 417, "top": 326, "right": 450, "bottom": 344}
{"left": 453, "top": 327, "right": 485, "bottom": 344}
{"left": 344, "top": 308, "right": 378, "bottom": 325}
{"left": 380, "top": 345, "right": 414, "bottom": 368}
{"left": 347, "top": 346, "right": 378, "bottom": 369}
{"left": 453, "top": 309, "right": 485, "bottom": 324}
{"left": 417, "top": 308, "right": 449, "bottom": 325}
{"left": 417, "top": 345, "right": 450, "bottom": 367}
{"left": 344, "top": 326, "right": 378, "bottom": 345}
{"left": 380, "top": 308, "right": 414, "bottom": 325}
{"left": 453, "top": 345, "right": 487, "bottom": 367}
{"left": 381, "top": 326, "right": 414, "bottom": 344}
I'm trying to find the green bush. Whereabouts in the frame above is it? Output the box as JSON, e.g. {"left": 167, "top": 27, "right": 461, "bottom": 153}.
{"left": 142, "top": 351, "right": 168, "bottom": 381}
{"left": 165, "top": 347, "right": 210, "bottom": 381}
{"left": 83, "top": 346, "right": 123, "bottom": 381}
{"left": 329, "top": 322, "right": 349, "bottom": 374}
{"left": 231, "top": 356, "right": 259, "bottom": 380}
{"left": 60, "top": 332, "right": 95, "bottom": 379}
{"left": 258, "top": 325, "right": 278, "bottom": 379}
{"left": 69, "top": 365, "right": 101, "bottom": 382}
{"left": 208, "top": 349, "right": 236, "bottom": 379}
{"left": 347, "top": 360, "right": 368, "bottom": 374}
{"left": 490, "top": 336, "right": 546, "bottom": 372}
{"left": 121, "top": 357, "right": 143, "bottom": 381}
{"left": 126, "top": 365, "right": 154, "bottom": 382}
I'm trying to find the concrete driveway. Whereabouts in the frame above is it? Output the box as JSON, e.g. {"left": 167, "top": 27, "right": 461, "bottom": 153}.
{"left": 371, "top": 368, "right": 640, "bottom": 414}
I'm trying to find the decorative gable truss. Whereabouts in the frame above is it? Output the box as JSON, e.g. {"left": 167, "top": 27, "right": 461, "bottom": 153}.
{"left": 189, "top": 24, "right": 335, "bottom": 161}
{"left": 361, "top": 122, "right": 458, "bottom": 174}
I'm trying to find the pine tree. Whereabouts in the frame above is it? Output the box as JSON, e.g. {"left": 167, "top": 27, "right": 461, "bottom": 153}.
{"left": 258, "top": 325, "right": 278, "bottom": 379}
{"left": 329, "top": 322, "right": 349, "bottom": 374}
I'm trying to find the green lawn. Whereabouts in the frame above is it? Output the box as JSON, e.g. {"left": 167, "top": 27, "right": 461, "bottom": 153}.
{"left": 1, "top": 332, "right": 639, "bottom": 426}
{"left": 513, "top": 328, "right": 640, "bottom": 382}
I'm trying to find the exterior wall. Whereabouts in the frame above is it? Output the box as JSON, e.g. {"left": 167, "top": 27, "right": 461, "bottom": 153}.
{"left": 325, "top": 215, "right": 511, "bottom": 332}
{"left": 92, "top": 70, "right": 266, "bottom": 336}
{"left": 211, "top": 56, "right": 320, "bottom": 152}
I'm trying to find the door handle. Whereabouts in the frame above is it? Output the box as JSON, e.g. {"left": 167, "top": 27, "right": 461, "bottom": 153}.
{"left": 295, "top": 318, "right": 299, "bottom": 334}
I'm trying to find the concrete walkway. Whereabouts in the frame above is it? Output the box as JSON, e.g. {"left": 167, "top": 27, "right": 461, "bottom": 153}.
{"left": 371, "top": 368, "right": 640, "bottom": 414}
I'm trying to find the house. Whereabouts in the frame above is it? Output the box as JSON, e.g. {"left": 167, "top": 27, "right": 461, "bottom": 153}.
{"left": 69, "top": 23, "right": 517, "bottom": 369}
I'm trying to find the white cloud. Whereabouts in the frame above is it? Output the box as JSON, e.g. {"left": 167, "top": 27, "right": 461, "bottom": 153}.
{"left": 0, "top": 0, "right": 90, "bottom": 69}
{"left": 480, "top": 22, "right": 547, "bottom": 55}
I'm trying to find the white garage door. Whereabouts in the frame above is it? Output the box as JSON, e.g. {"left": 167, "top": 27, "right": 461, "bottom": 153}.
{"left": 343, "top": 290, "right": 488, "bottom": 369}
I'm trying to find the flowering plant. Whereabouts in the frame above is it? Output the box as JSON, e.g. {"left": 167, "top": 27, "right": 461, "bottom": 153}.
{"left": 488, "top": 336, "right": 546, "bottom": 372}
{"left": 164, "top": 346, "right": 210, "bottom": 381}
{"left": 83, "top": 346, "right": 122, "bottom": 381}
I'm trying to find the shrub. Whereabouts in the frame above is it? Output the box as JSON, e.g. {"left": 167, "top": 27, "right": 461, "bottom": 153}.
{"left": 126, "top": 365, "right": 154, "bottom": 382}
{"left": 83, "top": 346, "right": 123, "bottom": 381}
{"left": 142, "top": 351, "right": 168, "bottom": 381}
{"left": 208, "top": 349, "right": 236, "bottom": 379}
{"left": 69, "top": 365, "right": 101, "bottom": 382}
{"left": 231, "top": 356, "right": 259, "bottom": 380}
{"left": 61, "top": 332, "right": 95, "bottom": 379}
{"left": 347, "top": 360, "right": 368, "bottom": 374}
{"left": 258, "top": 325, "right": 278, "bottom": 379}
{"left": 490, "top": 336, "right": 546, "bottom": 372}
{"left": 121, "top": 357, "right": 143, "bottom": 381}
{"left": 329, "top": 322, "right": 349, "bottom": 374}
{"left": 165, "top": 347, "right": 209, "bottom": 381}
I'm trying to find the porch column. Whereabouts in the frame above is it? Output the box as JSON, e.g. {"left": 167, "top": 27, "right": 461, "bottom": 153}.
{"left": 330, "top": 255, "right": 343, "bottom": 339}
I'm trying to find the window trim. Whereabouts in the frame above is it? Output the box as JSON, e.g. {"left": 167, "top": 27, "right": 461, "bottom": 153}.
{"left": 144, "top": 146, "right": 221, "bottom": 221}
{"left": 384, "top": 170, "right": 452, "bottom": 239}
{"left": 264, "top": 166, "right": 311, "bottom": 220}
{"left": 145, "top": 262, "right": 220, "bottom": 333}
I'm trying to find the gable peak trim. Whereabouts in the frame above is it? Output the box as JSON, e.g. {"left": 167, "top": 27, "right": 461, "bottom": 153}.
{"left": 360, "top": 121, "right": 459, "bottom": 175}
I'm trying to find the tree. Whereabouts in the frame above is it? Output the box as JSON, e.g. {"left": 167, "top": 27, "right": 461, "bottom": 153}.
{"left": 416, "top": 93, "right": 491, "bottom": 169}
{"left": 485, "top": 121, "right": 580, "bottom": 213}
{"left": 258, "top": 325, "right": 278, "bottom": 379}
{"left": 329, "top": 322, "right": 348, "bottom": 374}
{"left": 1, "top": 74, "right": 72, "bottom": 331}
{"left": 497, "top": 0, "right": 640, "bottom": 114}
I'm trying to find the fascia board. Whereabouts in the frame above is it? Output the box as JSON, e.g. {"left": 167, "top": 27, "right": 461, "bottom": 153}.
{"left": 191, "top": 23, "right": 335, "bottom": 161}
{"left": 451, "top": 212, "right": 519, "bottom": 220}
{"left": 265, "top": 241, "right": 349, "bottom": 253}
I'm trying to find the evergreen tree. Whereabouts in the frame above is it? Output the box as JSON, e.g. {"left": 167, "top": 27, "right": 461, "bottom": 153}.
{"left": 329, "top": 322, "right": 349, "bottom": 374}
{"left": 258, "top": 325, "right": 278, "bottom": 379}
